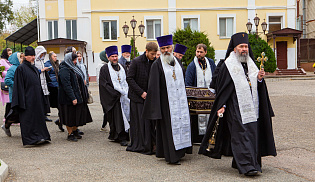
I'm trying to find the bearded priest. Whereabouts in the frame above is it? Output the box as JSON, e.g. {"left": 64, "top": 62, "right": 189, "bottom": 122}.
{"left": 99, "top": 46, "right": 130, "bottom": 146}
{"left": 143, "top": 34, "right": 192, "bottom": 165}
{"left": 199, "top": 32, "right": 276, "bottom": 176}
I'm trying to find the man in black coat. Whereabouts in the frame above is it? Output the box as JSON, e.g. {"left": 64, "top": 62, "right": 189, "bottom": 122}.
{"left": 126, "top": 42, "right": 158, "bottom": 154}
{"left": 11, "top": 46, "right": 51, "bottom": 146}
{"left": 199, "top": 32, "right": 276, "bottom": 176}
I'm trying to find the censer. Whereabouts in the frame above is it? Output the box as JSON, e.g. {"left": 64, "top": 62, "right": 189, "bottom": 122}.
{"left": 206, "top": 113, "right": 223, "bottom": 151}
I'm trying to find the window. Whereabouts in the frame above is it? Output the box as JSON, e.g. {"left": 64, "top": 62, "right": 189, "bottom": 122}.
{"left": 183, "top": 18, "right": 198, "bottom": 31}
{"left": 66, "top": 20, "right": 77, "bottom": 40}
{"left": 99, "top": 16, "right": 119, "bottom": 41}
{"left": 146, "top": 20, "right": 161, "bottom": 40}
{"left": 144, "top": 16, "right": 163, "bottom": 40}
{"left": 47, "top": 20, "right": 58, "bottom": 40}
{"left": 268, "top": 16, "right": 282, "bottom": 32}
{"left": 217, "top": 14, "right": 236, "bottom": 38}
{"left": 219, "top": 18, "right": 233, "bottom": 37}
{"left": 266, "top": 13, "right": 285, "bottom": 33}
{"left": 103, "top": 21, "right": 117, "bottom": 40}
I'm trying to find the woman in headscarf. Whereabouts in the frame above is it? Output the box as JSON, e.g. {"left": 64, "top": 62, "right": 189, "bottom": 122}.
{"left": 34, "top": 46, "right": 52, "bottom": 122}
{"left": 76, "top": 51, "right": 89, "bottom": 87}
{"left": 1, "top": 52, "right": 20, "bottom": 136}
{"left": 44, "top": 51, "right": 64, "bottom": 132}
{"left": 0, "top": 48, "right": 13, "bottom": 123}
{"left": 58, "top": 52, "right": 92, "bottom": 142}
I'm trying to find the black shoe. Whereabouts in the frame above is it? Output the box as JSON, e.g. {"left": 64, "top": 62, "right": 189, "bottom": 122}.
{"left": 169, "top": 161, "right": 181, "bottom": 165}
{"left": 54, "top": 119, "right": 60, "bottom": 125}
{"left": 120, "top": 140, "right": 128, "bottom": 146}
{"left": 73, "top": 130, "right": 82, "bottom": 139}
{"left": 54, "top": 119, "right": 65, "bottom": 132}
{"left": 67, "top": 133, "right": 78, "bottom": 142}
{"left": 77, "top": 129, "right": 84, "bottom": 135}
{"left": 45, "top": 117, "right": 52, "bottom": 122}
{"left": 245, "top": 170, "right": 258, "bottom": 176}
{"left": 34, "top": 139, "right": 46, "bottom": 145}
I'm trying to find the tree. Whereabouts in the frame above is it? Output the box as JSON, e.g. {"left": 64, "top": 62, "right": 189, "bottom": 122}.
{"left": 248, "top": 34, "right": 277, "bottom": 73}
{"left": 0, "top": 0, "right": 14, "bottom": 32}
{"left": 130, "top": 37, "right": 140, "bottom": 59}
{"left": 11, "top": 2, "right": 37, "bottom": 31}
{"left": 173, "top": 26, "right": 215, "bottom": 67}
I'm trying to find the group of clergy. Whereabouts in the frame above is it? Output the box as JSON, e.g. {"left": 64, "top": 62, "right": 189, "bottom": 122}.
{"left": 98, "top": 32, "right": 277, "bottom": 176}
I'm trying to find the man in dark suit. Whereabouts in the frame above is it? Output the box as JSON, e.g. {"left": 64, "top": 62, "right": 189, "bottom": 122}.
{"left": 126, "top": 42, "right": 158, "bottom": 154}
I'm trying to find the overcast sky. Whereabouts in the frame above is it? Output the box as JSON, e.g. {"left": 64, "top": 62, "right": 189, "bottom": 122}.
{"left": 12, "top": 0, "right": 31, "bottom": 10}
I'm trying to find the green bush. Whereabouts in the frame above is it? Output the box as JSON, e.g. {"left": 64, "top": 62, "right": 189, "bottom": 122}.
{"left": 130, "top": 37, "right": 140, "bottom": 59}
{"left": 249, "top": 34, "right": 277, "bottom": 73}
{"left": 173, "top": 27, "right": 215, "bottom": 67}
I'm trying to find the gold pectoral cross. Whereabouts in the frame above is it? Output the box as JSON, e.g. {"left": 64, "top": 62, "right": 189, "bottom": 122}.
{"left": 172, "top": 69, "right": 176, "bottom": 80}
{"left": 203, "top": 70, "right": 205, "bottom": 76}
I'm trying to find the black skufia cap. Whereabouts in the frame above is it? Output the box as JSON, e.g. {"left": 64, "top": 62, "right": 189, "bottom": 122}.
{"left": 25, "top": 46, "right": 35, "bottom": 56}
{"left": 225, "top": 32, "right": 254, "bottom": 61}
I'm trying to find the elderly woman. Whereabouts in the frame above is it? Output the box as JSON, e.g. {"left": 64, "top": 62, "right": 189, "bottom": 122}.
{"left": 35, "top": 46, "right": 52, "bottom": 122}
{"left": 0, "top": 48, "right": 13, "bottom": 123}
{"left": 58, "top": 52, "right": 92, "bottom": 142}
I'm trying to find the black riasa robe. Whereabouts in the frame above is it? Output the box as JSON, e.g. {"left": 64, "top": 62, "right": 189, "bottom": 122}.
{"left": 99, "top": 64, "right": 128, "bottom": 141}
{"left": 198, "top": 62, "right": 277, "bottom": 174}
{"left": 143, "top": 58, "right": 192, "bottom": 163}
{"left": 11, "top": 61, "right": 51, "bottom": 145}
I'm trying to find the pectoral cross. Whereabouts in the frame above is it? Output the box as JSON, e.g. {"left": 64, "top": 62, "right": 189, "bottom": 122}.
{"left": 257, "top": 52, "right": 268, "bottom": 70}
{"left": 117, "top": 75, "right": 121, "bottom": 83}
{"left": 172, "top": 69, "right": 176, "bottom": 80}
{"left": 203, "top": 70, "right": 206, "bottom": 76}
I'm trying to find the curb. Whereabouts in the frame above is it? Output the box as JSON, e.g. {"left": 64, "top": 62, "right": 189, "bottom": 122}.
{"left": 0, "top": 159, "right": 8, "bottom": 182}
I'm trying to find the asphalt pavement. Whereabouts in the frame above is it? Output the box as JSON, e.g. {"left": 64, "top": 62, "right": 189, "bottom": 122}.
{"left": 0, "top": 78, "right": 314, "bottom": 181}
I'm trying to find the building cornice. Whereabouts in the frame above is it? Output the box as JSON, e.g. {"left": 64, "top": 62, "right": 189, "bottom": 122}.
{"left": 83, "top": 6, "right": 295, "bottom": 13}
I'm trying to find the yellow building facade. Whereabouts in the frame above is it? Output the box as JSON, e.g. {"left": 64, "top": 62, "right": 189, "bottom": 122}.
{"left": 39, "top": 0, "right": 297, "bottom": 79}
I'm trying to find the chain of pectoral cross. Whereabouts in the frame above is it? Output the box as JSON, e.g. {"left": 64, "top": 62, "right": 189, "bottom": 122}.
{"left": 245, "top": 73, "right": 252, "bottom": 93}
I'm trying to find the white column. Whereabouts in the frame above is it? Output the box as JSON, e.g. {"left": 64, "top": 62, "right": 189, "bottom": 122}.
{"left": 287, "top": 0, "right": 296, "bottom": 29}
{"left": 77, "top": 0, "right": 95, "bottom": 76}
{"left": 168, "top": 0, "right": 176, "bottom": 34}
{"left": 58, "top": 0, "right": 66, "bottom": 38}
{"left": 38, "top": 0, "right": 46, "bottom": 41}
{"left": 247, "top": 0, "right": 256, "bottom": 32}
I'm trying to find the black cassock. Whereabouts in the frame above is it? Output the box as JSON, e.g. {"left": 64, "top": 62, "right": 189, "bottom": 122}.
{"left": 99, "top": 64, "right": 129, "bottom": 142}
{"left": 143, "top": 58, "right": 192, "bottom": 163}
{"left": 11, "top": 61, "right": 51, "bottom": 145}
{"left": 198, "top": 62, "right": 276, "bottom": 174}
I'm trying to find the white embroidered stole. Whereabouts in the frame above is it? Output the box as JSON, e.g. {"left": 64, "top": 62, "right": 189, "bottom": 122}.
{"left": 193, "top": 56, "right": 212, "bottom": 135}
{"left": 225, "top": 51, "right": 259, "bottom": 124}
{"left": 160, "top": 57, "right": 192, "bottom": 150}
{"left": 108, "top": 62, "right": 130, "bottom": 131}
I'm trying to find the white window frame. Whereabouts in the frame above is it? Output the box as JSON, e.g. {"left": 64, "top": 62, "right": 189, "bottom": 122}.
{"left": 99, "top": 16, "right": 119, "bottom": 42}
{"left": 266, "top": 13, "right": 285, "bottom": 32}
{"left": 217, "top": 14, "right": 236, "bottom": 39}
{"left": 144, "top": 16, "right": 163, "bottom": 40}
{"left": 47, "top": 20, "right": 58, "bottom": 40}
{"left": 181, "top": 15, "right": 200, "bottom": 32}
{"left": 65, "top": 19, "right": 77, "bottom": 40}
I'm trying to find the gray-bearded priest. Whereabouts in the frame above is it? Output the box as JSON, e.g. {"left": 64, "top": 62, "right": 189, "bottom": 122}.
{"left": 143, "top": 35, "right": 192, "bottom": 165}
{"left": 199, "top": 32, "right": 276, "bottom": 176}
{"left": 99, "top": 46, "right": 130, "bottom": 146}
{"left": 185, "top": 44, "right": 216, "bottom": 143}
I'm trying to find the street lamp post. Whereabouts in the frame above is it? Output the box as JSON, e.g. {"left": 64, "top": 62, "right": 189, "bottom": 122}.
{"left": 246, "top": 14, "right": 268, "bottom": 39}
{"left": 122, "top": 16, "right": 145, "bottom": 59}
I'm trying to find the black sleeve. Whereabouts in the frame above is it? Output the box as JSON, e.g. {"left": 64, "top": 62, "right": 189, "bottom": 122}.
{"left": 11, "top": 67, "right": 26, "bottom": 110}
{"left": 127, "top": 60, "right": 145, "bottom": 97}
{"left": 142, "top": 61, "right": 162, "bottom": 120}
{"left": 59, "top": 68, "right": 76, "bottom": 101}
{"left": 99, "top": 65, "right": 121, "bottom": 113}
